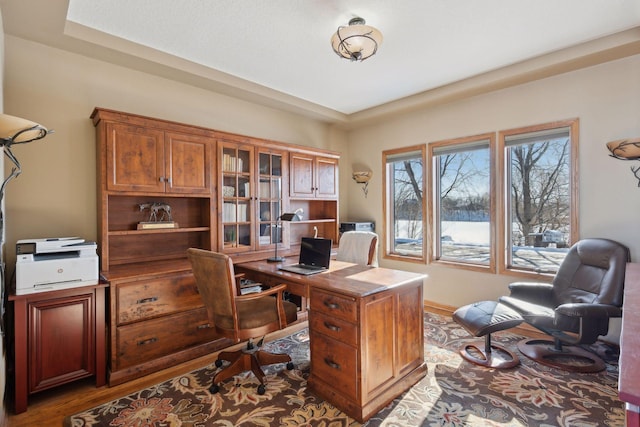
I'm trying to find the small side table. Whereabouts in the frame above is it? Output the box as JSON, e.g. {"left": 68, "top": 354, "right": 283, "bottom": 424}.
{"left": 9, "top": 283, "right": 107, "bottom": 414}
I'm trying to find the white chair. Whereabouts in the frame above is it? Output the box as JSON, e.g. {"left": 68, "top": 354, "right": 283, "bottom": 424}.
{"left": 336, "top": 231, "right": 379, "bottom": 267}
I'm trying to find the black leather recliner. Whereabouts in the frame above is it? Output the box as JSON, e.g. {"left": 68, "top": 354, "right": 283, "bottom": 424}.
{"left": 500, "top": 238, "right": 630, "bottom": 372}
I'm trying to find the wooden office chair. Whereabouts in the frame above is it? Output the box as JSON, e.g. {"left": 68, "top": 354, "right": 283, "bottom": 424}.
{"left": 336, "top": 231, "right": 379, "bottom": 267}
{"left": 187, "top": 248, "right": 298, "bottom": 394}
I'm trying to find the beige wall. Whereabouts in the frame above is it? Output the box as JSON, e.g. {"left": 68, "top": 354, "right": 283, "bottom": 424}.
{"left": 0, "top": 6, "right": 6, "bottom": 419}
{"left": 2, "top": 35, "right": 346, "bottom": 276}
{"left": 345, "top": 54, "right": 640, "bottom": 308}
{"left": 3, "top": 34, "right": 640, "bottom": 312}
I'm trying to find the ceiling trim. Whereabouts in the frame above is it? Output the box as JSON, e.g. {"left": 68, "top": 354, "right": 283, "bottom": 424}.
{"left": 345, "top": 26, "right": 640, "bottom": 129}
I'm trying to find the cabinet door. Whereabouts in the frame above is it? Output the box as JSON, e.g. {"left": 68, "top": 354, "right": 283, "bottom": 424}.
{"left": 29, "top": 293, "right": 95, "bottom": 392}
{"left": 257, "top": 148, "right": 287, "bottom": 251}
{"left": 315, "top": 156, "right": 339, "bottom": 199}
{"left": 106, "top": 122, "right": 166, "bottom": 193}
{"left": 220, "top": 141, "right": 254, "bottom": 253}
{"left": 165, "top": 132, "right": 212, "bottom": 194}
{"left": 290, "top": 153, "right": 315, "bottom": 198}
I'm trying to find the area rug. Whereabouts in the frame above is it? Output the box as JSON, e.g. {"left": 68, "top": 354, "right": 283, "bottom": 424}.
{"left": 65, "top": 312, "right": 624, "bottom": 426}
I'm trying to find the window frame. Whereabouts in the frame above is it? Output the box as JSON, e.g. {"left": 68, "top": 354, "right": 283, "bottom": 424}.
{"left": 427, "top": 133, "right": 496, "bottom": 273}
{"left": 497, "top": 118, "right": 579, "bottom": 278}
{"left": 382, "top": 145, "right": 427, "bottom": 263}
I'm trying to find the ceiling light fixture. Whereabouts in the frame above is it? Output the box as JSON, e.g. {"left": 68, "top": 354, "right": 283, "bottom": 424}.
{"left": 331, "top": 17, "right": 382, "bottom": 62}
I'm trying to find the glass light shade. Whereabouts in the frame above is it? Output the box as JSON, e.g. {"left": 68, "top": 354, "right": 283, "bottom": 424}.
{"left": 0, "top": 113, "right": 48, "bottom": 144}
{"left": 331, "top": 17, "right": 382, "bottom": 61}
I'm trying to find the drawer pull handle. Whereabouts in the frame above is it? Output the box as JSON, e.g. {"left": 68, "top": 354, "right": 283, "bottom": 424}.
{"left": 197, "top": 323, "right": 211, "bottom": 329}
{"left": 136, "top": 296, "right": 158, "bottom": 304}
{"left": 323, "top": 301, "right": 340, "bottom": 310}
{"left": 324, "top": 358, "right": 340, "bottom": 370}
{"left": 137, "top": 337, "right": 158, "bottom": 346}
{"left": 324, "top": 321, "right": 341, "bottom": 332}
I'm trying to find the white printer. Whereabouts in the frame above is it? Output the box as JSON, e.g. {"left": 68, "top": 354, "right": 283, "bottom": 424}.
{"left": 15, "top": 237, "right": 99, "bottom": 295}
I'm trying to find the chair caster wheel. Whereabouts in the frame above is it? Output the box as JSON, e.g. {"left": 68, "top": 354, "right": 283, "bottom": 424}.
{"left": 257, "top": 384, "right": 266, "bottom": 395}
{"left": 286, "top": 362, "right": 294, "bottom": 370}
{"left": 209, "top": 384, "right": 220, "bottom": 394}
{"left": 215, "top": 359, "right": 223, "bottom": 368}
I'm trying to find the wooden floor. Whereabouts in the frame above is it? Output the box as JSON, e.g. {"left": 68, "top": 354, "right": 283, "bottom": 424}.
{"left": 1, "top": 306, "right": 542, "bottom": 426}
{"left": 2, "top": 324, "right": 305, "bottom": 427}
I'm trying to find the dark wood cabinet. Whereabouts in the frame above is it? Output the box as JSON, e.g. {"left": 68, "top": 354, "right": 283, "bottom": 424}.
{"left": 308, "top": 275, "right": 426, "bottom": 423}
{"left": 9, "top": 284, "right": 107, "bottom": 414}
{"left": 619, "top": 263, "right": 640, "bottom": 427}
{"left": 91, "top": 108, "right": 341, "bottom": 385}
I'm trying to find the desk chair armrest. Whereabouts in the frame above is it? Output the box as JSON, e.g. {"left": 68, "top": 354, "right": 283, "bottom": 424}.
{"left": 236, "top": 283, "right": 289, "bottom": 328}
{"left": 508, "top": 282, "right": 554, "bottom": 306}
{"left": 555, "top": 303, "right": 622, "bottom": 319}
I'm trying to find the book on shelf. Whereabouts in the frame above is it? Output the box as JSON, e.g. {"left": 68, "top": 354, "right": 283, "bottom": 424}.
{"left": 223, "top": 202, "right": 236, "bottom": 222}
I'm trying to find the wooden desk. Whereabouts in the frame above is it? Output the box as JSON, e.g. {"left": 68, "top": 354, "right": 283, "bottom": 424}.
{"left": 236, "top": 259, "right": 427, "bottom": 423}
{"left": 620, "top": 263, "right": 640, "bottom": 427}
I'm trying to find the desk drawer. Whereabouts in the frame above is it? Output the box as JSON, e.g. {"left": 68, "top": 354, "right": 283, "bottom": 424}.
{"left": 310, "top": 332, "right": 357, "bottom": 399}
{"left": 116, "top": 272, "right": 204, "bottom": 325}
{"left": 115, "top": 307, "right": 216, "bottom": 370}
{"left": 310, "top": 311, "right": 357, "bottom": 346}
{"left": 310, "top": 289, "right": 357, "bottom": 323}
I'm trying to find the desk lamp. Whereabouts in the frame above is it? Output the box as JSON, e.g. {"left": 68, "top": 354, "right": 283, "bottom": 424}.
{"left": 266, "top": 209, "right": 302, "bottom": 263}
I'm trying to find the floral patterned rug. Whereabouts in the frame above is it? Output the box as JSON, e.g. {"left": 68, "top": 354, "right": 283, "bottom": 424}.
{"left": 65, "top": 312, "right": 624, "bottom": 426}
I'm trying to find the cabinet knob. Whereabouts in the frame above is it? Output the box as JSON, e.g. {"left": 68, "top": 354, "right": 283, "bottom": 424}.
{"left": 136, "top": 296, "right": 158, "bottom": 304}
{"left": 324, "top": 357, "right": 341, "bottom": 370}
{"left": 159, "top": 176, "right": 165, "bottom": 182}
{"left": 324, "top": 321, "right": 341, "bottom": 332}
{"left": 137, "top": 337, "right": 158, "bottom": 346}
{"left": 323, "top": 300, "right": 340, "bottom": 310}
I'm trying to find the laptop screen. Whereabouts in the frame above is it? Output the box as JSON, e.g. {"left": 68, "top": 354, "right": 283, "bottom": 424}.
{"left": 299, "top": 237, "right": 332, "bottom": 268}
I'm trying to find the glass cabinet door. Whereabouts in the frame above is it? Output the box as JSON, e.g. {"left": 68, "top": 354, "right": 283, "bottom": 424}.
{"left": 257, "top": 151, "right": 286, "bottom": 250}
{"left": 221, "top": 144, "right": 253, "bottom": 251}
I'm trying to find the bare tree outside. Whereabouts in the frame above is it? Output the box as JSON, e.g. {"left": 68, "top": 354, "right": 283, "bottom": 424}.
{"left": 510, "top": 137, "right": 570, "bottom": 248}
{"left": 385, "top": 152, "right": 424, "bottom": 257}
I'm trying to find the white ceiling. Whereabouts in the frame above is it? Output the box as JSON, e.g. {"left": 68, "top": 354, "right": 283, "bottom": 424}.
{"left": 2, "top": 0, "right": 640, "bottom": 122}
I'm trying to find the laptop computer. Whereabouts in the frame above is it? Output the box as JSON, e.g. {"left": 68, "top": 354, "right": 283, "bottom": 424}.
{"left": 278, "top": 237, "right": 332, "bottom": 275}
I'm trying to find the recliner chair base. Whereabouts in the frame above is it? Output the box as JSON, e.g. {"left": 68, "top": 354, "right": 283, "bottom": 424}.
{"left": 517, "top": 338, "right": 606, "bottom": 373}
{"left": 460, "top": 339, "right": 520, "bottom": 369}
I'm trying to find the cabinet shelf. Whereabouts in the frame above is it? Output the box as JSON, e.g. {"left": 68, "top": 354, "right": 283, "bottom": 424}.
{"left": 108, "top": 227, "right": 211, "bottom": 236}
{"left": 291, "top": 219, "right": 336, "bottom": 224}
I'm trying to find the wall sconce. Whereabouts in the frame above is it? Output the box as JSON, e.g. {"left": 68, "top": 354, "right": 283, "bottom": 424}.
{"left": 606, "top": 138, "right": 640, "bottom": 186}
{"left": 352, "top": 171, "right": 372, "bottom": 197}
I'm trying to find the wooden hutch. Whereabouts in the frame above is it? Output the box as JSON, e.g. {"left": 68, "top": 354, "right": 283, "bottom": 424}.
{"left": 91, "top": 108, "right": 339, "bottom": 384}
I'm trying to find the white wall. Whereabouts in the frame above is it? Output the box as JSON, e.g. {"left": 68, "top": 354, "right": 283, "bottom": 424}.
{"left": 345, "top": 54, "right": 640, "bottom": 308}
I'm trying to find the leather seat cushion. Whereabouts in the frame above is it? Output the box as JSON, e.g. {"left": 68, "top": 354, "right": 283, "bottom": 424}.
{"left": 216, "top": 297, "right": 298, "bottom": 330}
{"left": 453, "top": 300, "right": 523, "bottom": 337}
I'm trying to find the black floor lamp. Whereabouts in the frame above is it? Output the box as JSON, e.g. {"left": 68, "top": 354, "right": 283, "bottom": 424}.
{"left": 266, "top": 211, "right": 301, "bottom": 263}
{"left": 0, "top": 113, "right": 53, "bottom": 334}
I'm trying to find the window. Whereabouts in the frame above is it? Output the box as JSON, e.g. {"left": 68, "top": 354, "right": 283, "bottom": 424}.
{"left": 429, "top": 134, "right": 495, "bottom": 271}
{"left": 383, "top": 145, "right": 426, "bottom": 261}
{"left": 499, "top": 119, "right": 579, "bottom": 275}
